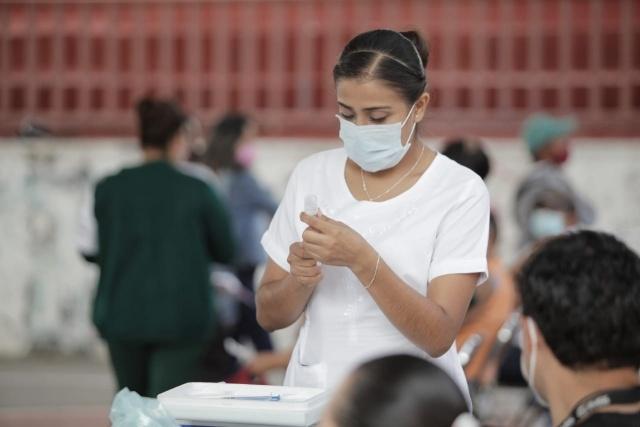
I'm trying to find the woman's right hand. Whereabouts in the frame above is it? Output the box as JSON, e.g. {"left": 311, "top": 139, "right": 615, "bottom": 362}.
{"left": 288, "top": 242, "right": 323, "bottom": 288}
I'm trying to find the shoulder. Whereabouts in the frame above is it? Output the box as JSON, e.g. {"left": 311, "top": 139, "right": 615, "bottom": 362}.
{"left": 158, "top": 164, "right": 218, "bottom": 201}
{"left": 95, "top": 167, "right": 128, "bottom": 195}
{"left": 176, "top": 162, "right": 219, "bottom": 186}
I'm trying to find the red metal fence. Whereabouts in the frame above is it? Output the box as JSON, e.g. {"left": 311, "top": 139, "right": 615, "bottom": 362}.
{"left": 1, "top": 0, "right": 639, "bottom": 137}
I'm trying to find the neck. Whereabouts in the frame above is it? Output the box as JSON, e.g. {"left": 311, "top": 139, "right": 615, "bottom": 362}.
{"left": 545, "top": 365, "right": 639, "bottom": 425}
{"left": 143, "top": 147, "right": 169, "bottom": 162}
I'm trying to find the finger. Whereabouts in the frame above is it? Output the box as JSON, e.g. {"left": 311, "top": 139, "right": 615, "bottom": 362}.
{"left": 291, "top": 264, "right": 322, "bottom": 278}
{"left": 318, "top": 212, "right": 339, "bottom": 225}
{"left": 290, "top": 242, "right": 304, "bottom": 255}
{"left": 297, "top": 273, "right": 323, "bottom": 287}
{"left": 290, "top": 242, "right": 317, "bottom": 262}
{"left": 287, "top": 253, "right": 318, "bottom": 267}
{"left": 302, "top": 242, "right": 327, "bottom": 261}
{"left": 300, "top": 212, "right": 332, "bottom": 233}
{"left": 302, "top": 227, "right": 332, "bottom": 246}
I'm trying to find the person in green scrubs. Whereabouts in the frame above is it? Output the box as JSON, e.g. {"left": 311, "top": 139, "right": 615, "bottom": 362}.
{"left": 79, "top": 97, "right": 235, "bottom": 397}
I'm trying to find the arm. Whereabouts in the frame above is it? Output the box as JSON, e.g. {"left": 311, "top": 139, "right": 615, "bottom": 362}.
{"left": 352, "top": 247, "right": 477, "bottom": 357}
{"left": 299, "top": 179, "right": 490, "bottom": 357}
{"left": 256, "top": 243, "right": 321, "bottom": 332}
{"left": 245, "top": 347, "right": 294, "bottom": 375}
{"left": 301, "top": 213, "right": 477, "bottom": 357}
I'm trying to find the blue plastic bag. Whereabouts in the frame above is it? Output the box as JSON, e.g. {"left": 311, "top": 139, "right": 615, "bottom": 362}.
{"left": 110, "top": 388, "right": 178, "bottom": 427}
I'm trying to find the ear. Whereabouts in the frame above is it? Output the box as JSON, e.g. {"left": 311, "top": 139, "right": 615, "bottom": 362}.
{"left": 414, "top": 92, "right": 430, "bottom": 123}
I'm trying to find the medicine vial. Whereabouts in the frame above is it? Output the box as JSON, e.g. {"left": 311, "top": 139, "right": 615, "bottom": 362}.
{"left": 304, "top": 195, "right": 319, "bottom": 216}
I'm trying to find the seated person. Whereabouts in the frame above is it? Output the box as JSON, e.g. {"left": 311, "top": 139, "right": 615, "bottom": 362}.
{"left": 441, "top": 137, "right": 491, "bottom": 181}
{"left": 526, "top": 189, "right": 577, "bottom": 242}
{"left": 319, "top": 354, "right": 478, "bottom": 427}
{"left": 517, "top": 230, "right": 640, "bottom": 426}
{"left": 514, "top": 114, "right": 595, "bottom": 248}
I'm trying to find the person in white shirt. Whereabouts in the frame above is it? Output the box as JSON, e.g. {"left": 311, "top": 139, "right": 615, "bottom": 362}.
{"left": 257, "top": 29, "right": 490, "bottom": 407}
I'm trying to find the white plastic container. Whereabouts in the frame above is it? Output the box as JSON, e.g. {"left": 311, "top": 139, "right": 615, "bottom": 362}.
{"left": 158, "top": 382, "right": 328, "bottom": 427}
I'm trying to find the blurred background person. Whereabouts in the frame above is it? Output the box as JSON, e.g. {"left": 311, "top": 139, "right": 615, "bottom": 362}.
{"left": 517, "top": 231, "right": 640, "bottom": 426}
{"left": 205, "top": 113, "right": 278, "bottom": 353}
{"left": 527, "top": 189, "right": 578, "bottom": 242}
{"left": 319, "top": 354, "right": 478, "bottom": 427}
{"left": 441, "top": 137, "right": 491, "bottom": 181}
{"left": 77, "top": 97, "right": 235, "bottom": 397}
{"left": 514, "top": 114, "right": 595, "bottom": 247}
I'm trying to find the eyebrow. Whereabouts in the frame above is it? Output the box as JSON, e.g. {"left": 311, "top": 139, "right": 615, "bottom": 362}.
{"left": 337, "top": 102, "right": 392, "bottom": 112}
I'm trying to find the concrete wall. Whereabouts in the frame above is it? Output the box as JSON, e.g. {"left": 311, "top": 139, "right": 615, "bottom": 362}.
{"left": 1, "top": 137, "right": 639, "bottom": 356}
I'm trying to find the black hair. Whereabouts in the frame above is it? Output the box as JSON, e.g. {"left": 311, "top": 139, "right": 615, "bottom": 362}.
{"left": 136, "top": 97, "right": 187, "bottom": 150}
{"left": 332, "top": 355, "right": 468, "bottom": 427}
{"left": 489, "top": 211, "right": 499, "bottom": 246}
{"left": 442, "top": 137, "right": 491, "bottom": 180}
{"left": 517, "top": 230, "right": 640, "bottom": 370}
{"left": 333, "top": 29, "right": 429, "bottom": 105}
{"left": 533, "top": 189, "right": 576, "bottom": 214}
{"left": 205, "top": 113, "right": 250, "bottom": 171}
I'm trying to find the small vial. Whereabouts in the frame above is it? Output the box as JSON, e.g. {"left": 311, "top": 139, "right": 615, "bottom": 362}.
{"left": 303, "top": 194, "right": 322, "bottom": 267}
{"left": 304, "top": 195, "right": 319, "bottom": 216}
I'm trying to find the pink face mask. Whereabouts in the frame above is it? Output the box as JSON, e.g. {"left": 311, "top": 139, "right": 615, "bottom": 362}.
{"left": 235, "top": 144, "right": 256, "bottom": 168}
{"left": 550, "top": 141, "right": 571, "bottom": 165}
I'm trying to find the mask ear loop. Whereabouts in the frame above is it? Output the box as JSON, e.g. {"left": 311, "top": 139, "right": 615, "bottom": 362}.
{"left": 526, "top": 317, "right": 549, "bottom": 407}
{"left": 400, "top": 103, "right": 416, "bottom": 127}
{"left": 527, "top": 318, "right": 539, "bottom": 391}
{"left": 400, "top": 103, "right": 418, "bottom": 147}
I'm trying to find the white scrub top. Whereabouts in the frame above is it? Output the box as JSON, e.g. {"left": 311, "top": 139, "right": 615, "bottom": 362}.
{"left": 261, "top": 148, "right": 490, "bottom": 406}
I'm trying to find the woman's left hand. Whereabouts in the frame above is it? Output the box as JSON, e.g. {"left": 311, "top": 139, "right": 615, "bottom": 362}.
{"left": 300, "top": 212, "right": 373, "bottom": 269}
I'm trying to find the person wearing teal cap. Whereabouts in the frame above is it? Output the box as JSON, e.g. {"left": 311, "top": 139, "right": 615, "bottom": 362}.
{"left": 523, "top": 114, "right": 576, "bottom": 164}
{"left": 514, "top": 114, "right": 595, "bottom": 247}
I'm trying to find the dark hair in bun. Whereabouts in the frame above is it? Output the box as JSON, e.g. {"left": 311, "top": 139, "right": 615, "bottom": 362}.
{"left": 333, "top": 29, "right": 429, "bottom": 105}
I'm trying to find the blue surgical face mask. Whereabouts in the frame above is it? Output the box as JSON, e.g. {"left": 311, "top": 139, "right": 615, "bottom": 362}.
{"left": 529, "top": 208, "right": 566, "bottom": 239}
{"left": 337, "top": 104, "right": 417, "bottom": 173}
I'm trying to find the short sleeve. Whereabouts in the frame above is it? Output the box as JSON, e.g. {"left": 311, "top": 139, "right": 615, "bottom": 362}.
{"left": 428, "top": 178, "right": 490, "bottom": 285}
{"left": 260, "top": 165, "right": 301, "bottom": 272}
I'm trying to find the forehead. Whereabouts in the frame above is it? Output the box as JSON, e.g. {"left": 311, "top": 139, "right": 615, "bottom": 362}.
{"left": 336, "top": 78, "right": 406, "bottom": 108}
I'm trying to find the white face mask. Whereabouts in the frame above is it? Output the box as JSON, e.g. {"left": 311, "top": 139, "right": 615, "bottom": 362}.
{"left": 337, "top": 104, "right": 417, "bottom": 173}
{"left": 520, "top": 318, "right": 549, "bottom": 407}
{"left": 529, "top": 208, "right": 567, "bottom": 239}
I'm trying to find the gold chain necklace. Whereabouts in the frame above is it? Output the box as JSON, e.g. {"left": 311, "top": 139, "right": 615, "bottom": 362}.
{"left": 361, "top": 144, "right": 425, "bottom": 202}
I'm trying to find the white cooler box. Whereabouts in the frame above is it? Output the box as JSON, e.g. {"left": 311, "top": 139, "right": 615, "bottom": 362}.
{"left": 158, "top": 382, "right": 328, "bottom": 427}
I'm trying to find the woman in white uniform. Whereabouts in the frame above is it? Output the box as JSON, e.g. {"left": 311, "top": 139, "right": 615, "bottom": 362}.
{"left": 257, "top": 29, "right": 490, "bottom": 406}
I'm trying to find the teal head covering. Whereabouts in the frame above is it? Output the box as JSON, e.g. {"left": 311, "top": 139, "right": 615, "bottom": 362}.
{"left": 522, "top": 114, "right": 576, "bottom": 156}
